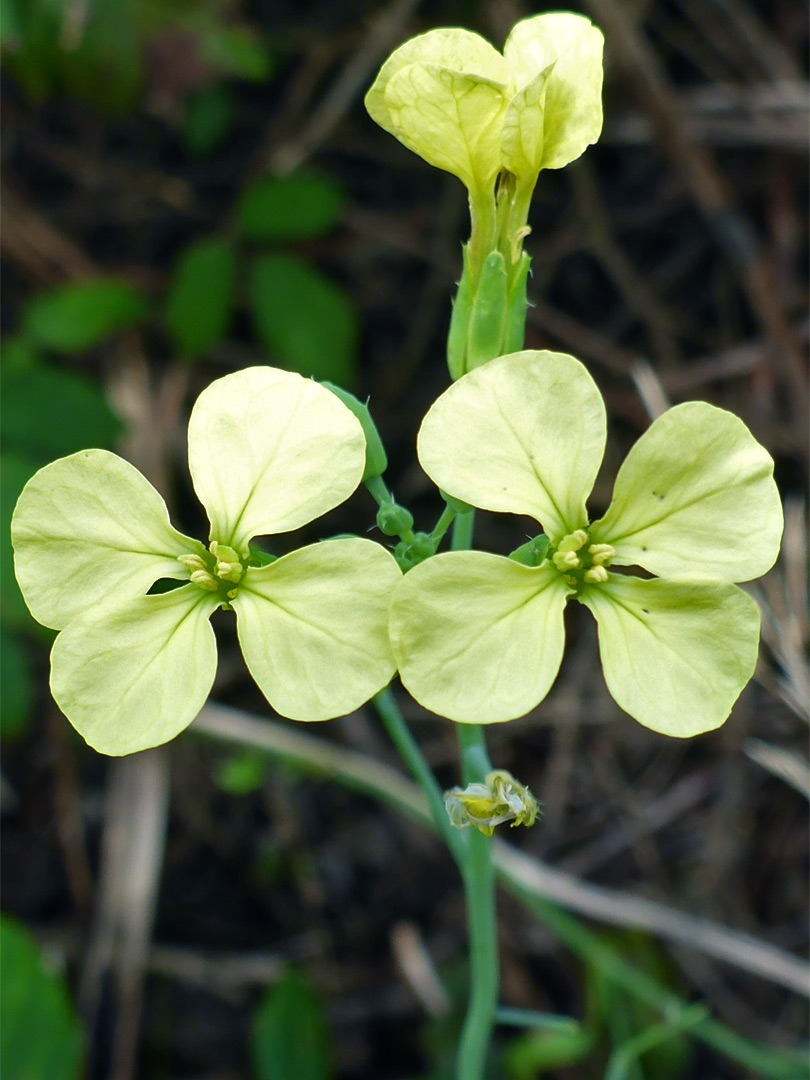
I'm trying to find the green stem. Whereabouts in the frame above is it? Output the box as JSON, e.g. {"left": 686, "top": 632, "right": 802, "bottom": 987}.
{"left": 364, "top": 473, "right": 392, "bottom": 506}
{"left": 430, "top": 503, "right": 457, "bottom": 546}
{"left": 373, "top": 687, "right": 464, "bottom": 863}
{"left": 450, "top": 511, "right": 500, "bottom": 1080}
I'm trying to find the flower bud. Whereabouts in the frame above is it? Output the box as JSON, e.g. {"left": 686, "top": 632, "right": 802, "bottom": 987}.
{"left": 376, "top": 502, "right": 414, "bottom": 537}
{"left": 321, "top": 382, "right": 388, "bottom": 480}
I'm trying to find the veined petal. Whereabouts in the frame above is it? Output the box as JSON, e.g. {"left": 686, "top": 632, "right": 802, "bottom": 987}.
{"left": 504, "top": 13, "right": 604, "bottom": 170}
{"left": 187, "top": 367, "right": 365, "bottom": 554}
{"left": 590, "top": 402, "right": 783, "bottom": 582}
{"left": 501, "top": 63, "right": 555, "bottom": 179}
{"left": 389, "top": 551, "right": 570, "bottom": 724}
{"left": 382, "top": 63, "right": 508, "bottom": 190}
{"left": 365, "top": 28, "right": 507, "bottom": 138}
{"left": 417, "top": 351, "right": 606, "bottom": 541}
{"left": 51, "top": 585, "right": 219, "bottom": 755}
{"left": 232, "top": 538, "right": 402, "bottom": 721}
{"left": 580, "top": 575, "right": 761, "bottom": 737}
{"left": 11, "top": 449, "right": 199, "bottom": 631}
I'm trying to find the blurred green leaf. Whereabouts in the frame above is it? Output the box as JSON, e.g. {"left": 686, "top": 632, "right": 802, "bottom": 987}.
{"left": 251, "top": 971, "right": 333, "bottom": 1080}
{"left": 1, "top": 454, "right": 40, "bottom": 629}
{"left": 1, "top": 629, "right": 33, "bottom": 738}
{"left": 2, "top": 0, "right": 141, "bottom": 111}
{"left": 183, "top": 83, "right": 235, "bottom": 157}
{"left": 236, "top": 174, "right": 345, "bottom": 242}
{"left": 0, "top": 915, "right": 85, "bottom": 1080}
{"left": 249, "top": 254, "right": 358, "bottom": 385}
{"left": 214, "top": 750, "right": 268, "bottom": 795}
{"left": 165, "top": 236, "right": 237, "bottom": 357}
{"left": 22, "top": 279, "right": 149, "bottom": 353}
{"left": 2, "top": 362, "right": 122, "bottom": 460}
{"left": 504, "top": 1025, "right": 596, "bottom": 1078}
{"left": 199, "top": 25, "right": 273, "bottom": 82}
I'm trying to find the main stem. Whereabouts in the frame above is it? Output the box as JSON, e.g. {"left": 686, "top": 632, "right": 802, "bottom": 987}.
{"left": 451, "top": 512, "right": 500, "bottom": 1080}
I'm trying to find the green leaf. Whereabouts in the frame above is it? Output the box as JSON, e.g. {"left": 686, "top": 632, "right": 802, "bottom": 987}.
{"left": 236, "top": 173, "right": 345, "bottom": 242}
{"left": 164, "top": 236, "right": 237, "bottom": 357}
{"left": 183, "top": 83, "right": 235, "bottom": 157}
{"left": 199, "top": 26, "right": 274, "bottom": 82}
{"left": 251, "top": 971, "right": 333, "bottom": 1080}
{"left": 214, "top": 750, "right": 268, "bottom": 795}
{"left": 249, "top": 254, "right": 359, "bottom": 385}
{"left": 0, "top": 915, "right": 85, "bottom": 1080}
{"left": 22, "top": 279, "right": 149, "bottom": 353}
{"left": 1, "top": 361, "right": 121, "bottom": 461}
{"left": 1, "top": 628, "right": 34, "bottom": 738}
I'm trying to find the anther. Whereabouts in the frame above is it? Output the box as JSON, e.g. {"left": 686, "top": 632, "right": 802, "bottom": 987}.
{"left": 190, "top": 569, "right": 218, "bottom": 591}
{"left": 553, "top": 550, "right": 581, "bottom": 570}
{"left": 557, "top": 529, "right": 588, "bottom": 552}
{"left": 588, "top": 543, "right": 615, "bottom": 566}
{"left": 584, "top": 566, "right": 609, "bottom": 584}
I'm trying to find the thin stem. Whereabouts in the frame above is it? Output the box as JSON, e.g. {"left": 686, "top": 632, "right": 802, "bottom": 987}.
{"left": 451, "top": 511, "right": 500, "bottom": 1080}
{"left": 373, "top": 687, "right": 464, "bottom": 863}
{"left": 364, "top": 473, "right": 392, "bottom": 506}
{"left": 430, "top": 503, "right": 457, "bottom": 546}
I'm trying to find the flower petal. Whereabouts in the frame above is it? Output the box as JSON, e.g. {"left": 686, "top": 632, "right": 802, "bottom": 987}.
{"left": 417, "top": 351, "right": 606, "bottom": 541}
{"left": 382, "top": 63, "right": 508, "bottom": 190}
{"left": 11, "top": 449, "right": 199, "bottom": 631}
{"left": 51, "top": 586, "right": 219, "bottom": 755}
{"left": 503, "top": 13, "right": 604, "bottom": 170}
{"left": 590, "top": 402, "right": 783, "bottom": 582}
{"left": 389, "top": 551, "right": 570, "bottom": 724}
{"left": 232, "top": 539, "right": 402, "bottom": 720}
{"left": 579, "top": 575, "right": 761, "bottom": 737}
{"left": 500, "top": 64, "right": 556, "bottom": 179}
{"left": 365, "top": 28, "right": 507, "bottom": 141}
{"left": 187, "top": 367, "right": 366, "bottom": 554}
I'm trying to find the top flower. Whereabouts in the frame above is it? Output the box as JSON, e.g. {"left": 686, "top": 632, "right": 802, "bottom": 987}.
{"left": 12, "top": 367, "right": 401, "bottom": 755}
{"left": 365, "top": 13, "right": 604, "bottom": 193}
{"left": 389, "top": 352, "right": 783, "bottom": 737}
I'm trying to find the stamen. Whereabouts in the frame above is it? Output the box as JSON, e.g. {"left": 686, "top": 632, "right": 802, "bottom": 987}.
{"left": 190, "top": 569, "right": 218, "bottom": 591}
{"left": 557, "top": 529, "right": 588, "bottom": 552}
{"left": 584, "top": 566, "right": 609, "bottom": 583}
{"left": 553, "top": 550, "right": 581, "bottom": 570}
{"left": 178, "top": 553, "right": 207, "bottom": 572}
{"left": 588, "top": 543, "right": 615, "bottom": 566}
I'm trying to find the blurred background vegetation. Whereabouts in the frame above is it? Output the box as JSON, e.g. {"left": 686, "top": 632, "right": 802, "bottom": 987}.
{"left": 1, "top": 1, "right": 808, "bottom": 1078}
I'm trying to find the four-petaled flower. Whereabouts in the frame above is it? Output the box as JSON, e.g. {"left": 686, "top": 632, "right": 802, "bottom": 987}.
{"left": 12, "top": 367, "right": 401, "bottom": 756}
{"left": 389, "top": 351, "right": 783, "bottom": 737}
{"left": 365, "top": 13, "right": 603, "bottom": 196}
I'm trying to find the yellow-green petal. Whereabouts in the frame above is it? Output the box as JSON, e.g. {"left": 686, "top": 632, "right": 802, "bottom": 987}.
{"left": 187, "top": 367, "right": 365, "bottom": 554}
{"left": 417, "top": 351, "right": 606, "bottom": 541}
{"left": 504, "top": 13, "right": 604, "bottom": 170}
{"left": 232, "top": 538, "right": 402, "bottom": 721}
{"left": 11, "top": 450, "right": 199, "bottom": 631}
{"left": 500, "top": 64, "right": 555, "bottom": 180}
{"left": 389, "top": 551, "right": 570, "bottom": 724}
{"left": 50, "top": 586, "right": 219, "bottom": 755}
{"left": 590, "top": 402, "right": 783, "bottom": 582}
{"left": 580, "top": 575, "right": 761, "bottom": 737}
{"left": 365, "top": 28, "right": 507, "bottom": 140}
{"left": 382, "top": 62, "right": 508, "bottom": 189}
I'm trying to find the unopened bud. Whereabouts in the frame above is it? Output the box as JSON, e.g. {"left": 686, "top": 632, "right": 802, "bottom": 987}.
{"left": 321, "top": 382, "right": 388, "bottom": 480}
{"left": 376, "top": 502, "right": 414, "bottom": 537}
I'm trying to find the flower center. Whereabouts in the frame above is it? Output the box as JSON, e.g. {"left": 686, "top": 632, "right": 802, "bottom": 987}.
{"left": 179, "top": 541, "right": 245, "bottom": 601}
{"left": 550, "top": 529, "right": 614, "bottom": 589}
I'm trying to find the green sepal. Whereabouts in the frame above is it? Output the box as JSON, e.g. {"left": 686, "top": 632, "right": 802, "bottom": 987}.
{"left": 376, "top": 502, "right": 414, "bottom": 537}
{"left": 467, "top": 250, "right": 509, "bottom": 371}
{"left": 321, "top": 381, "right": 388, "bottom": 481}
{"left": 509, "top": 533, "right": 550, "bottom": 566}
{"left": 447, "top": 244, "right": 475, "bottom": 381}
{"left": 394, "top": 531, "right": 437, "bottom": 571}
{"left": 248, "top": 544, "right": 278, "bottom": 567}
{"left": 503, "top": 251, "right": 531, "bottom": 353}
